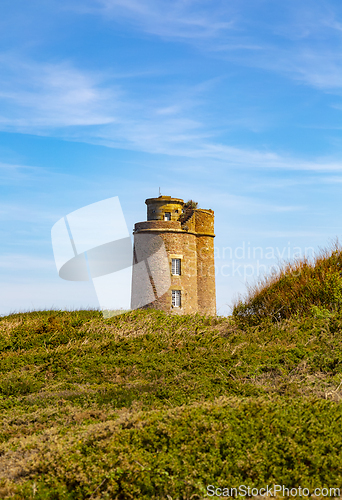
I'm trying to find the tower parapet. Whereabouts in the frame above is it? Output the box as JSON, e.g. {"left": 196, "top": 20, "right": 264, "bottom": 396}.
{"left": 131, "top": 195, "right": 216, "bottom": 315}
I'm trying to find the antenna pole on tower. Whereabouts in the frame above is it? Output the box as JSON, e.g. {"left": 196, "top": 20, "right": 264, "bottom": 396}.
{"left": 159, "top": 187, "right": 161, "bottom": 196}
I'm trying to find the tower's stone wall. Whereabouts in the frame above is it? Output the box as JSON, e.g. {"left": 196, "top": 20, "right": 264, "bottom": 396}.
{"left": 159, "top": 230, "right": 197, "bottom": 314}
{"left": 195, "top": 209, "right": 214, "bottom": 235}
{"left": 131, "top": 196, "right": 216, "bottom": 315}
{"left": 195, "top": 209, "right": 216, "bottom": 315}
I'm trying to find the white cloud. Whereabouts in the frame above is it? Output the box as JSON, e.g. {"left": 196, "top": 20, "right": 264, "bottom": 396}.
{"left": 86, "top": 0, "right": 235, "bottom": 39}
{"left": 74, "top": 0, "right": 342, "bottom": 95}
{"left": 1, "top": 54, "right": 342, "bottom": 173}
{"left": 155, "top": 105, "right": 182, "bottom": 115}
{"left": 210, "top": 40, "right": 342, "bottom": 96}
{"left": 269, "top": 47, "right": 342, "bottom": 92}
{"left": 0, "top": 161, "right": 44, "bottom": 184}
{"left": 0, "top": 55, "right": 117, "bottom": 129}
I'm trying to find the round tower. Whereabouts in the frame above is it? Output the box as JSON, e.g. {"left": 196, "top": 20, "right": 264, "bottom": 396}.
{"left": 131, "top": 195, "right": 216, "bottom": 315}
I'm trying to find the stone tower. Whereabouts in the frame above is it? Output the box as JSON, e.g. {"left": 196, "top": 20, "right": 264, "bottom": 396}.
{"left": 131, "top": 196, "right": 216, "bottom": 315}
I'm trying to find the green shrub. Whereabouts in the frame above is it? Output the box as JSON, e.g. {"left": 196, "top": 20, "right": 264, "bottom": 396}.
{"left": 183, "top": 199, "right": 198, "bottom": 209}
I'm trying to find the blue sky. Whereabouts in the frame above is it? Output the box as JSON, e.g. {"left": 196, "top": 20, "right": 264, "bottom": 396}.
{"left": 1, "top": 0, "right": 342, "bottom": 315}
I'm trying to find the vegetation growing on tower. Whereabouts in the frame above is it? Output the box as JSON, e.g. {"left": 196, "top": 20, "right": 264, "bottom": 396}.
{"left": 179, "top": 199, "right": 198, "bottom": 224}
{"left": 183, "top": 199, "right": 198, "bottom": 209}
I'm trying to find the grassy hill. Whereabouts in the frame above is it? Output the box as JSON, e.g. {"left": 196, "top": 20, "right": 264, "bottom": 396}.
{"left": 1, "top": 247, "right": 342, "bottom": 498}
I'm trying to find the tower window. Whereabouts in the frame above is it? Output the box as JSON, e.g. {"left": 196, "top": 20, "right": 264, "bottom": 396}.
{"left": 171, "top": 258, "right": 181, "bottom": 276}
{"left": 172, "top": 290, "right": 181, "bottom": 307}
{"left": 164, "top": 212, "right": 171, "bottom": 221}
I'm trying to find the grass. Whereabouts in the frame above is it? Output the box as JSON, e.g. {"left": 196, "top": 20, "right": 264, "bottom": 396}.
{"left": 233, "top": 241, "right": 342, "bottom": 325}
{"left": 1, "top": 245, "right": 342, "bottom": 498}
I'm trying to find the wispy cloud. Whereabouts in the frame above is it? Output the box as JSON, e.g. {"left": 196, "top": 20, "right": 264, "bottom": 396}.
{"left": 232, "top": 2, "right": 342, "bottom": 94}
{"left": 0, "top": 55, "right": 117, "bottom": 129}
{"left": 0, "top": 161, "right": 44, "bottom": 184}
{"left": 67, "top": 118, "right": 342, "bottom": 172}
{"left": 79, "top": 0, "right": 235, "bottom": 39}
{"left": 74, "top": 0, "right": 342, "bottom": 95}
{"left": 251, "top": 46, "right": 342, "bottom": 93}
{"left": 1, "top": 53, "right": 341, "bottom": 173}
